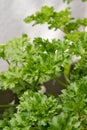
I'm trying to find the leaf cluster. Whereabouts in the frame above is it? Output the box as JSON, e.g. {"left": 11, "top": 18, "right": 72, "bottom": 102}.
{"left": 2, "top": 91, "right": 60, "bottom": 130}
{"left": 63, "top": 0, "right": 87, "bottom": 4}
{"left": 49, "top": 76, "right": 87, "bottom": 130}
{"left": 24, "top": 6, "right": 87, "bottom": 34}
{"left": 0, "top": 35, "right": 75, "bottom": 95}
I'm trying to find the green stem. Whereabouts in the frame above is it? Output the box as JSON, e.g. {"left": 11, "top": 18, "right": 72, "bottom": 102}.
{"left": 0, "top": 104, "right": 17, "bottom": 108}
{"left": 55, "top": 77, "right": 67, "bottom": 87}
{"left": 64, "top": 74, "right": 70, "bottom": 84}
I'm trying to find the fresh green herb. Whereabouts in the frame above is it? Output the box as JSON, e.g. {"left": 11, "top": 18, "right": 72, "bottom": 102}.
{"left": 0, "top": 0, "right": 87, "bottom": 129}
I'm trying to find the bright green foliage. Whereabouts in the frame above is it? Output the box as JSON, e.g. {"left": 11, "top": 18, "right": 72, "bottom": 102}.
{"left": 0, "top": 108, "right": 16, "bottom": 130}
{"left": 2, "top": 31, "right": 87, "bottom": 95}
{"left": 25, "top": 6, "right": 83, "bottom": 34}
{"left": 24, "top": 6, "right": 73, "bottom": 31}
{"left": 0, "top": 34, "right": 29, "bottom": 63}
{"left": 63, "top": 0, "right": 87, "bottom": 4}
{"left": 63, "top": 0, "right": 73, "bottom": 3}
{"left": 24, "top": 6, "right": 87, "bottom": 34}
{"left": 65, "top": 32, "right": 87, "bottom": 56}
{"left": 49, "top": 77, "right": 87, "bottom": 130}
{"left": 0, "top": 35, "right": 76, "bottom": 95}
{"left": 0, "top": 0, "right": 87, "bottom": 129}
{"left": 2, "top": 77, "right": 87, "bottom": 129}
{"left": 3, "top": 91, "right": 60, "bottom": 130}
{"left": 70, "top": 56, "right": 87, "bottom": 81}
{"left": 0, "top": 34, "right": 32, "bottom": 95}
{"left": 63, "top": 18, "right": 87, "bottom": 33}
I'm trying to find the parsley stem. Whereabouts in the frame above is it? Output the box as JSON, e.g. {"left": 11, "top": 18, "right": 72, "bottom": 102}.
{"left": 0, "top": 104, "right": 17, "bottom": 108}
{"left": 55, "top": 77, "right": 67, "bottom": 87}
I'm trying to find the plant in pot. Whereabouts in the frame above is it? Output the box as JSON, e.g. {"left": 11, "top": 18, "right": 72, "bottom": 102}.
{"left": 0, "top": 0, "right": 87, "bottom": 129}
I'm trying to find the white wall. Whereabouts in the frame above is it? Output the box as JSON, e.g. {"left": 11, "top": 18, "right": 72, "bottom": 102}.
{"left": 0, "top": 0, "right": 87, "bottom": 71}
